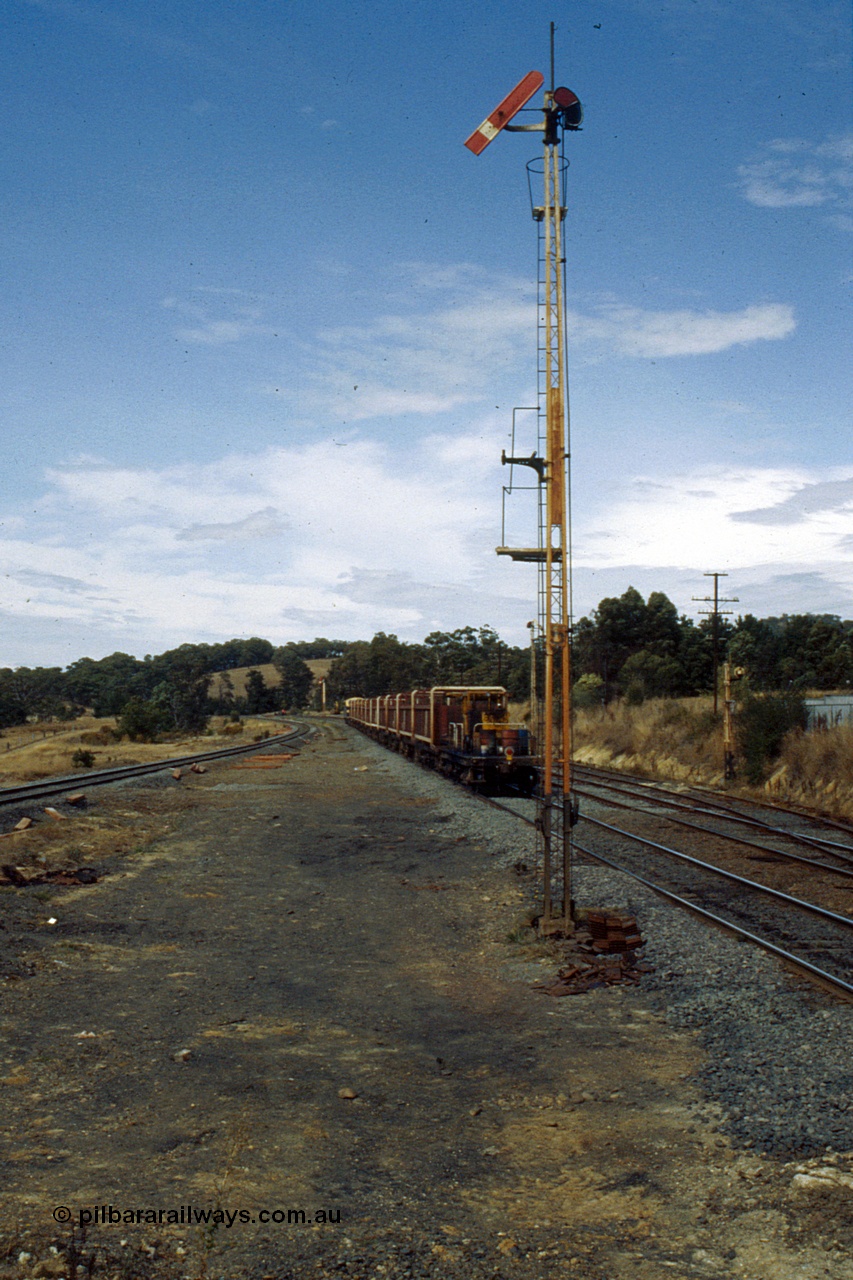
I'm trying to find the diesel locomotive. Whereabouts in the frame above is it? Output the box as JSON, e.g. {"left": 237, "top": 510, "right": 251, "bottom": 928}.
{"left": 345, "top": 686, "right": 537, "bottom": 794}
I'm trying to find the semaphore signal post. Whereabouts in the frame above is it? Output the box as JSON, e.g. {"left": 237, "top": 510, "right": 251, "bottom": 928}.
{"left": 465, "top": 27, "right": 582, "bottom": 935}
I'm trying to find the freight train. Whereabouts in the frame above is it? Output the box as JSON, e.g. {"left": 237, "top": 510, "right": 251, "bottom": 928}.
{"left": 345, "top": 686, "right": 537, "bottom": 794}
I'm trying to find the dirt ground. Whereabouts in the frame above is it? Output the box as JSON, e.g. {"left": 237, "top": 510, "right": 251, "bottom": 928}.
{"left": 0, "top": 722, "right": 850, "bottom": 1280}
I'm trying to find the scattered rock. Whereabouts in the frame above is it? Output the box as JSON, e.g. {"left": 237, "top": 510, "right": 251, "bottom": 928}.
{"left": 1, "top": 863, "right": 98, "bottom": 887}
{"left": 791, "top": 1166, "right": 853, "bottom": 1192}
{"left": 32, "top": 1257, "right": 67, "bottom": 1277}
{"left": 338, "top": 1086, "right": 358, "bottom": 1099}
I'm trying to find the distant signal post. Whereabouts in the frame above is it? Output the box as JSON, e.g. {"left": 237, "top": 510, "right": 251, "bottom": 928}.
{"left": 465, "top": 33, "right": 583, "bottom": 935}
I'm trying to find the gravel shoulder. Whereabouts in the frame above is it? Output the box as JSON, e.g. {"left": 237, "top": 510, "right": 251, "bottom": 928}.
{"left": 0, "top": 720, "right": 851, "bottom": 1280}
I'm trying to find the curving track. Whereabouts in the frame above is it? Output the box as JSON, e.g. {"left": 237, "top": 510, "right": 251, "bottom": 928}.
{"left": 0, "top": 720, "right": 314, "bottom": 810}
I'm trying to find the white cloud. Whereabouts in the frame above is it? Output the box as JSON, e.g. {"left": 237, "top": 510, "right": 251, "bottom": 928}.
{"left": 576, "top": 465, "right": 853, "bottom": 576}
{"left": 175, "top": 319, "right": 273, "bottom": 345}
{"left": 163, "top": 291, "right": 275, "bottom": 345}
{"left": 6, "top": 448, "right": 853, "bottom": 663}
{"left": 737, "top": 135, "right": 853, "bottom": 216}
{"left": 290, "top": 275, "right": 536, "bottom": 420}
{"left": 731, "top": 477, "right": 853, "bottom": 525}
{"left": 574, "top": 302, "right": 796, "bottom": 357}
{"left": 0, "top": 430, "right": 535, "bottom": 662}
{"left": 176, "top": 507, "right": 288, "bottom": 542}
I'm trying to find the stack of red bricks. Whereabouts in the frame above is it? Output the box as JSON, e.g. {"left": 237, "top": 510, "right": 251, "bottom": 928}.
{"left": 586, "top": 910, "right": 644, "bottom": 954}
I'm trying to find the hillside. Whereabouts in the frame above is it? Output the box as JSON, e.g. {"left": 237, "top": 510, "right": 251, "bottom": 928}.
{"left": 208, "top": 659, "right": 332, "bottom": 700}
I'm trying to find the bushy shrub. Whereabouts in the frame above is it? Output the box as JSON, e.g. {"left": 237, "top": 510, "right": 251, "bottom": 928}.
{"left": 71, "top": 748, "right": 96, "bottom": 769}
{"left": 735, "top": 692, "right": 807, "bottom": 784}
{"left": 118, "top": 697, "right": 169, "bottom": 743}
{"left": 573, "top": 674, "right": 605, "bottom": 708}
{"left": 624, "top": 679, "right": 646, "bottom": 706}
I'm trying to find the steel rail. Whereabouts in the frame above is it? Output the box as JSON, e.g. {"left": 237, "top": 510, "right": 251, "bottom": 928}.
{"left": 573, "top": 841, "right": 853, "bottom": 1000}
{"left": 581, "top": 813, "right": 853, "bottom": 929}
{"left": 470, "top": 790, "right": 853, "bottom": 994}
{"left": 572, "top": 764, "right": 853, "bottom": 860}
{"left": 572, "top": 784, "right": 853, "bottom": 880}
{"left": 406, "top": 752, "right": 853, "bottom": 998}
{"left": 0, "top": 724, "right": 311, "bottom": 808}
{"left": 463, "top": 782, "right": 853, "bottom": 997}
{"left": 647, "top": 772, "right": 853, "bottom": 840}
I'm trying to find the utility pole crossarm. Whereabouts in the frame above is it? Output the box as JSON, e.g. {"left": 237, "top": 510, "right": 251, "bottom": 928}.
{"left": 693, "top": 572, "right": 739, "bottom": 716}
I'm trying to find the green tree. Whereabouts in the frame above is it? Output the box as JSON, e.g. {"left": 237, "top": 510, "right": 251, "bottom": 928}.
{"left": 736, "top": 692, "right": 807, "bottom": 783}
{"left": 65, "top": 652, "right": 152, "bottom": 715}
{"left": 0, "top": 666, "right": 68, "bottom": 723}
{"left": 243, "top": 668, "right": 278, "bottom": 714}
{"left": 573, "top": 587, "right": 693, "bottom": 697}
{"left": 573, "top": 673, "right": 605, "bottom": 708}
{"left": 727, "top": 616, "right": 780, "bottom": 690}
{"left": 211, "top": 671, "right": 236, "bottom": 715}
{"left": 118, "top": 697, "right": 169, "bottom": 742}
{"left": 150, "top": 646, "right": 212, "bottom": 733}
{"left": 619, "top": 650, "right": 686, "bottom": 701}
{"left": 274, "top": 651, "right": 314, "bottom": 710}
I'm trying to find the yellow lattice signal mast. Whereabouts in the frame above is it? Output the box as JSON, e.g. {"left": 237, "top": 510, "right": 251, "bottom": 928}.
{"left": 465, "top": 27, "right": 582, "bottom": 934}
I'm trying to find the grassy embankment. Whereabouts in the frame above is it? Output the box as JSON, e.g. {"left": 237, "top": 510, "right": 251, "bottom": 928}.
{"left": 0, "top": 715, "right": 280, "bottom": 786}
{"left": 569, "top": 696, "right": 853, "bottom": 821}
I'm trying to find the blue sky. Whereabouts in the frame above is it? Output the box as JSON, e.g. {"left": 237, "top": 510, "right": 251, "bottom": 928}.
{"left": 1, "top": 0, "right": 850, "bottom": 665}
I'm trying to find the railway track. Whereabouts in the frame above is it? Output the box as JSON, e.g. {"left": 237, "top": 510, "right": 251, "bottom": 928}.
{"left": 0, "top": 720, "right": 314, "bottom": 809}
{"left": 473, "top": 768, "right": 853, "bottom": 1000}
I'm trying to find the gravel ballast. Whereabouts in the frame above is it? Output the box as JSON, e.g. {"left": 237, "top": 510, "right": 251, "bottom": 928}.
{"left": 351, "top": 726, "right": 853, "bottom": 1159}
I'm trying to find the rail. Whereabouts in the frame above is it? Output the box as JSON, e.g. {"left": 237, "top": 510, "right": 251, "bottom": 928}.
{"left": 0, "top": 722, "right": 313, "bottom": 809}
{"left": 465, "top": 780, "right": 853, "bottom": 999}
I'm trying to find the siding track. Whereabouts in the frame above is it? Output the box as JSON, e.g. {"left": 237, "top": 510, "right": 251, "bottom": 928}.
{"left": 473, "top": 767, "right": 853, "bottom": 1000}
{"left": 0, "top": 722, "right": 313, "bottom": 808}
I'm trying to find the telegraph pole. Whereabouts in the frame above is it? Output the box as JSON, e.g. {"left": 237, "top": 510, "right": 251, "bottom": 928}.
{"left": 693, "top": 572, "right": 739, "bottom": 715}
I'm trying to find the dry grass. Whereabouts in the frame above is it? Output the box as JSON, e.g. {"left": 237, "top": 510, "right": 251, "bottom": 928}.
{"left": 0, "top": 783, "right": 203, "bottom": 878}
{"left": 0, "top": 716, "right": 277, "bottom": 786}
{"left": 571, "top": 695, "right": 853, "bottom": 821}
{"left": 573, "top": 697, "right": 725, "bottom": 786}
{"left": 765, "top": 724, "right": 853, "bottom": 817}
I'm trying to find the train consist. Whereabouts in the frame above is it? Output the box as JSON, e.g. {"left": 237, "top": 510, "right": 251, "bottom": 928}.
{"left": 345, "top": 686, "right": 537, "bottom": 793}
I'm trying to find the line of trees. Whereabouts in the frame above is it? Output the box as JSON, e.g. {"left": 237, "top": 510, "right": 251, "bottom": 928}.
{"left": 0, "top": 638, "right": 329, "bottom": 736}
{"left": 325, "top": 627, "right": 529, "bottom": 703}
{"left": 3, "top": 594, "right": 853, "bottom": 736}
{"left": 572, "top": 586, "right": 853, "bottom": 704}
